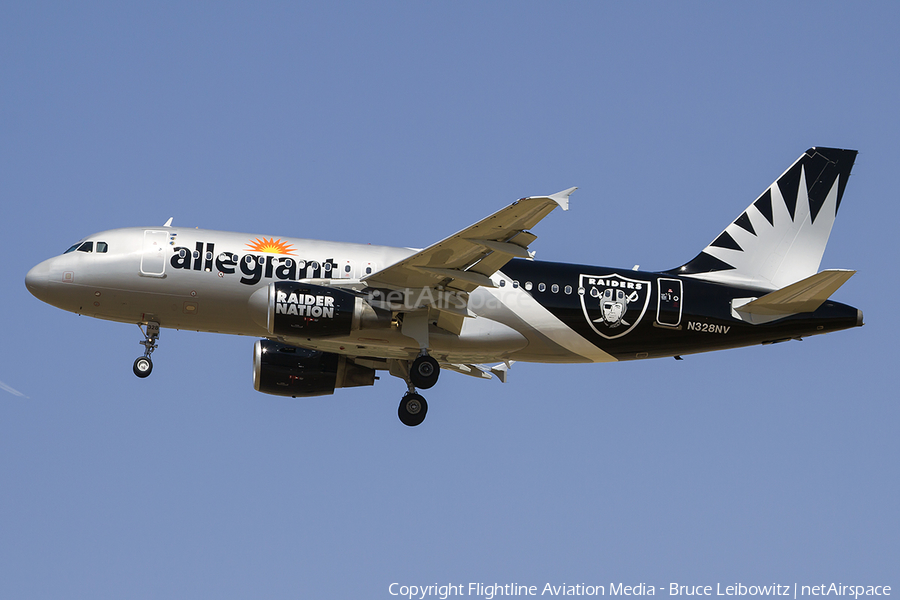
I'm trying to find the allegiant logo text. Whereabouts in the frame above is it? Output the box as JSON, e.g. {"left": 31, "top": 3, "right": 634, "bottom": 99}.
{"left": 170, "top": 242, "right": 338, "bottom": 285}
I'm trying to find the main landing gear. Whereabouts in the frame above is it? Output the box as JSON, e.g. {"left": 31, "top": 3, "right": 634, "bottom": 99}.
{"left": 398, "top": 392, "right": 428, "bottom": 427}
{"left": 396, "top": 354, "right": 440, "bottom": 427}
{"left": 410, "top": 354, "right": 439, "bottom": 389}
{"left": 133, "top": 321, "right": 160, "bottom": 378}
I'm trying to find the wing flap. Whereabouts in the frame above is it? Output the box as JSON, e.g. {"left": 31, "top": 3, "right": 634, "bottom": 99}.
{"left": 412, "top": 266, "right": 496, "bottom": 288}
{"left": 468, "top": 239, "right": 531, "bottom": 258}
{"left": 441, "top": 363, "right": 494, "bottom": 380}
{"left": 440, "top": 360, "right": 515, "bottom": 382}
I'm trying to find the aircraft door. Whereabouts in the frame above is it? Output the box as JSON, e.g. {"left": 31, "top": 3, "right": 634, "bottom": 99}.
{"left": 656, "top": 278, "right": 682, "bottom": 327}
{"left": 140, "top": 230, "right": 168, "bottom": 277}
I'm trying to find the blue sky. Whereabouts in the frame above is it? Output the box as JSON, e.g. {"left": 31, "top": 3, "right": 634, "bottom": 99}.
{"left": 1, "top": 2, "right": 897, "bottom": 598}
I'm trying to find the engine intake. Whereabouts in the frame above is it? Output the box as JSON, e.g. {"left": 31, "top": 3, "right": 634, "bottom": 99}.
{"left": 252, "top": 339, "right": 375, "bottom": 397}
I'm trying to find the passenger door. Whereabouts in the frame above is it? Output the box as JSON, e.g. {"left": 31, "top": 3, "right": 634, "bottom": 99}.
{"left": 140, "top": 230, "right": 168, "bottom": 277}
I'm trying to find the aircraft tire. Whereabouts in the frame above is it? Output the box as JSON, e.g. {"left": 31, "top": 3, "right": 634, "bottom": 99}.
{"left": 398, "top": 393, "right": 428, "bottom": 427}
{"left": 133, "top": 357, "right": 153, "bottom": 378}
{"left": 410, "top": 355, "right": 439, "bottom": 389}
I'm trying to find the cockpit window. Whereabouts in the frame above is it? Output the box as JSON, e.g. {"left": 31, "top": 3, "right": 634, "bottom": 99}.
{"left": 77, "top": 241, "right": 94, "bottom": 253}
{"left": 64, "top": 243, "right": 82, "bottom": 254}
{"left": 96, "top": 242, "right": 108, "bottom": 253}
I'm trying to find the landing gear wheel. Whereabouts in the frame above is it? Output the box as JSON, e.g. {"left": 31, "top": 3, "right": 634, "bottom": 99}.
{"left": 133, "top": 356, "right": 153, "bottom": 378}
{"left": 410, "top": 355, "right": 440, "bottom": 389}
{"left": 398, "top": 393, "right": 428, "bottom": 427}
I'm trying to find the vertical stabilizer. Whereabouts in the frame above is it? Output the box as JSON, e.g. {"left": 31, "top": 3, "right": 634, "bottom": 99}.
{"left": 671, "top": 147, "right": 857, "bottom": 291}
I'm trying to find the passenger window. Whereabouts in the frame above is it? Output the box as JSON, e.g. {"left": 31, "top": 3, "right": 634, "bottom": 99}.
{"left": 77, "top": 242, "right": 93, "bottom": 253}
{"left": 324, "top": 263, "right": 332, "bottom": 272}
{"left": 365, "top": 267, "right": 372, "bottom": 274}
{"left": 524, "top": 281, "right": 533, "bottom": 291}
{"left": 499, "top": 280, "right": 506, "bottom": 287}
{"left": 344, "top": 264, "right": 351, "bottom": 273}
{"left": 96, "top": 242, "right": 108, "bottom": 253}
{"left": 538, "top": 282, "right": 546, "bottom": 292}
{"left": 565, "top": 285, "right": 572, "bottom": 294}
{"left": 513, "top": 281, "right": 519, "bottom": 289}
{"left": 551, "top": 284, "right": 559, "bottom": 293}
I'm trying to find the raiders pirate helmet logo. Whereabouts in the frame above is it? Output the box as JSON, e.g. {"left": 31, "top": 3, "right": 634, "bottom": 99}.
{"left": 579, "top": 273, "right": 651, "bottom": 339}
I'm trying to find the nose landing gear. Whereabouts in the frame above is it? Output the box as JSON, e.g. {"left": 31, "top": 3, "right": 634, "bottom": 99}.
{"left": 133, "top": 321, "right": 160, "bottom": 378}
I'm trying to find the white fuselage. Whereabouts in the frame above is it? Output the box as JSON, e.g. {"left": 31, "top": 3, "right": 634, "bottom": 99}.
{"left": 25, "top": 226, "right": 610, "bottom": 365}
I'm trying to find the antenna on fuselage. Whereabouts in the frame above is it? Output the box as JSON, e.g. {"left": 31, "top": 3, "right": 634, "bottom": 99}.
{"left": 163, "top": 217, "right": 173, "bottom": 227}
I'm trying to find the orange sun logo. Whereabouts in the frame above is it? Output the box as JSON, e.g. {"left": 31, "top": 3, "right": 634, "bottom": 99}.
{"left": 245, "top": 237, "right": 296, "bottom": 255}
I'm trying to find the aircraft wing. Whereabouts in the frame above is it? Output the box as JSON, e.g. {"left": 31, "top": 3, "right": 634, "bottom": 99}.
{"left": 363, "top": 188, "right": 575, "bottom": 293}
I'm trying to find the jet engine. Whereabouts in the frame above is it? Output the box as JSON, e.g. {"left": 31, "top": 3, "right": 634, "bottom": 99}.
{"left": 248, "top": 282, "right": 390, "bottom": 338}
{"left": 252, "top": 339, "right": 375, "bottom": 397}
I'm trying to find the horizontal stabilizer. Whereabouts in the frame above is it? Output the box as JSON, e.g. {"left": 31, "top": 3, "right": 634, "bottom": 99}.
{"left": 732, "top": 269, "right": 855, "bottom": 319}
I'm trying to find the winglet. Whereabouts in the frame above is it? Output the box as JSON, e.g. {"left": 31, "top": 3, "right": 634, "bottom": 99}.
{"left": 163, "top": 217, "right": 174, "bottom": 227}
{"left": 547, "top": 187, "right": 577, "bottom": 211}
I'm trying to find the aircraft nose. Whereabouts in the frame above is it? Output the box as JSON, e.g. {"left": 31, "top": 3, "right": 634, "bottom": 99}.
{"left": 25, "top": 259, "right": 51, "bottom": 301}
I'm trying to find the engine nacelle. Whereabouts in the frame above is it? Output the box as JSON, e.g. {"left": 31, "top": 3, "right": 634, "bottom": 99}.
{"left": 248, "top": 282, "right": 389, "bottom": 338}
{"left": 252, "top": 339, "right": 376, "bottom": 397}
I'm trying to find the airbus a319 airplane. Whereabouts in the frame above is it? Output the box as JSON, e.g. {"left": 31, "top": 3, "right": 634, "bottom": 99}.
{"left": 26, "top": 147, "right": 862, "bottom": 426}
